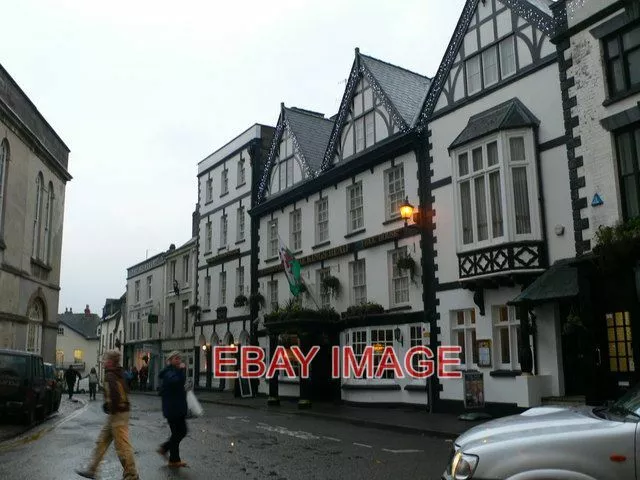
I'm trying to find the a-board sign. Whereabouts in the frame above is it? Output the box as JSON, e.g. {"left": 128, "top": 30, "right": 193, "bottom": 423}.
{"left": 239, "top": 376, "right": 252, "bottom": 398}
{"left": 463, "top": 371, "right": 484, "bottom": 409}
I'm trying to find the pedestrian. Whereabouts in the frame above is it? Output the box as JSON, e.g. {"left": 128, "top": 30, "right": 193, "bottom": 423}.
{"left": 88, "top": 368, "right": 99, "bottom": 401}
{"left": 157, "top": 351, "right": 188, "bottom": 468}
{"left": 139, "top": 358, "right": 148, "bottom": 392}
{"left": 75, "top": 350, "right": 139, "bottom": 480}
{"left": 64, "top": 365, "right": 81, "bottom": 400}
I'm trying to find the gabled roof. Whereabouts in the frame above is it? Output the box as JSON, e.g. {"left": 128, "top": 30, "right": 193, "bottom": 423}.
{"left": 57, "top": 312, "right": 101, "bottom": 340}
{"left": 322, "top": 48, "right": 431, "bottom": 171}
{"left": 449, "top": 98, "right": 540, "bottom": 150}
{"left": 417, "top": 0, "right": 557, "bottom": 129}
{"left": 256, "top": 104, "right": 333, "bottom": 202}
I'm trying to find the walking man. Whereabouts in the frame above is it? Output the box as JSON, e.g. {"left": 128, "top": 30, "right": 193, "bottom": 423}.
{"left": 157, "top": 351, "right": 188, "bottom": 468}
{"left": 76, "top": 350, "right": 139, "bottom": 480}
{"left": 64, "top": 365, "right": 81, "bottom": 400}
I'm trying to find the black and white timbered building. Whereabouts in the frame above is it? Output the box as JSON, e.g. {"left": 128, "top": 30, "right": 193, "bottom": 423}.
{"left": 251, "top": 50, "right": 435, "bottom": 407}
{"left": 418, "top": 0, "right": 576, "bottom": 413}
{"left": 195, "top": 124, "right": 275, "bottom": 392}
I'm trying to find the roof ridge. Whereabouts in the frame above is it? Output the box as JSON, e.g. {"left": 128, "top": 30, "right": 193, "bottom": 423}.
{"left": 359, "top": 53, "right": 431, "bottom": 80}
{"left": 285, "top": 106, "right": 334, "bottom": 124}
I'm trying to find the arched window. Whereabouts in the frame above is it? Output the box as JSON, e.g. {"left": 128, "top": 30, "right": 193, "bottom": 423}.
{"left": 0, "top": 140, "right": 8, "bottom": 238}
{"left": 26, "top": 298, "right": 44, "bottom": 354}
{"left": 32, "top": 173, "right": 44, "bottom": 259}
{"left": 43, "top": 183, "right": 54, "bottom": 264}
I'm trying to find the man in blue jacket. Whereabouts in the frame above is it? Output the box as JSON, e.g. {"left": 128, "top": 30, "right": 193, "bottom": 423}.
{"left": 157, "top": 351, "right": 188, "bottom": 468}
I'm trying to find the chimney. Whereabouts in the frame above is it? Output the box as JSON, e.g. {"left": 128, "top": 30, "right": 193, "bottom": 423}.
{"left": 85, "top": 304, "right": 90, "bottom": 316}
{"left": 192, "top": 203, "right": 199, "bottom": 239}
{"left": 69, "top": 307, "right": 73, "bottom": 314}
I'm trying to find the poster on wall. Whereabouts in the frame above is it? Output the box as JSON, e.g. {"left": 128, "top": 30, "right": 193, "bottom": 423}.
{"left": 463, "top": 371, "right": 485, "bottom": 409}
{"left": 476, "top": 339, "right": 492, "bottom": 367}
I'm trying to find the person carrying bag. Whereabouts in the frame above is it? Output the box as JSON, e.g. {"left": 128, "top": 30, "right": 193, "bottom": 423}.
{"left": 157, "top": 351, "right": 189, "bottom": 468}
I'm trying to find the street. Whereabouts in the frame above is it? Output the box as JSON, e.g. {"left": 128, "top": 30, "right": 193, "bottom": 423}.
{"left": 0, "top": 394, "right": 452, "bottom": 479}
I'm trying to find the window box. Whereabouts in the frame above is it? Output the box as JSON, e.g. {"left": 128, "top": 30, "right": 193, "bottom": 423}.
{"left": 344, "top": 302, "right": 385, "bottom": 318}
{"left": 264, "top": 302, "right": 340, "bottom": 325}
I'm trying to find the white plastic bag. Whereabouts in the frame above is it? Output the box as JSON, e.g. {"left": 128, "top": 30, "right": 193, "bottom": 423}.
{"left": 186, "top": 389, "right": 203, "bottom": 417}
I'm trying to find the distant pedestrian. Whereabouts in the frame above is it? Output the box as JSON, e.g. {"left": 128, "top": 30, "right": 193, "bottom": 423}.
{"left": 139, "top": 360, "right": 148, "bottom": 391}
{"left": 157, "top": 351, "right": 188, "bottom": 468}
{"left": 88, "top": 368, "right": 99, "bottom": 400}
{"left": 75, "top": 350, "right": 139, "bottom": 480}
{"left": 64, "top": 365, "right": 81, "bottom": 400}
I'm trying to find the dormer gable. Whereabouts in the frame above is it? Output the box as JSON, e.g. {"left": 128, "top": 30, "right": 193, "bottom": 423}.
{"left": 321, "top": 48, "right": 431, "bottom": 171}
{"left": 417, "top": 0, "right": 557, "bottom": 129}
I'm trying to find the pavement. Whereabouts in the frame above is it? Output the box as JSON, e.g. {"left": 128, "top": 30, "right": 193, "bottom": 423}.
{"left": 133, "top": 389, "right": 488, "bottom": 439}
{"left": 0, "top": 393, "right": 454, "bottom": 479}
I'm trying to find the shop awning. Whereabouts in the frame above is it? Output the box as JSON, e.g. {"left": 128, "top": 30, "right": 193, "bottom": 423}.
{"left": 509, "top": 260, "right": 579, "bottom": 306}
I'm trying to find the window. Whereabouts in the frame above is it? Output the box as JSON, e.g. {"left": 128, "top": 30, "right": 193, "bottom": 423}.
{"left": 268, "top": 280, "right": 278, "bottom": 311}
{"left": 57, "top": 327, "right": 64, "bottom": 335}
{"left": 0, "top": 140, "right": 7, "bottom": 237}
{"left": 236, "top": 266, "right": 245, "bottom": 297}
{"left": 454, "top": 131, "right": 537, "bottom": 249}
{"left": 221, "top": 169, "right": 229, "bottom": 195}
{"left": 206, "top": 221, "right": 212, "bottom": 252}
{"left": 615, "top": 126, "right": 640, "bottom": 220}
{"left": 409, "top": 325, "right": 427, "bottom": 374}
{"left": 466, "top": 55, "right": 481, "bottom": 94}
{"left": 290, "top": 209, "right": 301, "bottom": 251}
{"left": 109, "top": 332, "right": 113, "bottom": 349}
{"left": 237, "top": 207, "right": 245, "bottom": 241}
{"left": 351, "top": 80, "right": 377, "bottom": 154}
{"left": 268, "top": 220, "right": 278, "bottom": 258}
{"left": 206, "top": 178, "right": 213, "bottom": 203}
{"left": 170, "top": 303, "right": 175, "bottom": 334}
{"left": 604, "top": 24, "right": 640, "bottom": 96}
{"left": 499, "top": 36, "right": 516, "bottom": 78}
{"left": 183, "top": 255, "right": 189, "bottom": 284}
{"left": 220, "top": 214, "right": 228, "bottom": 247}
{"left": 350, "top": 330, "right": 367, "bottom": 379}
{"left": 74, "top": 349, "right": 84, "bottom": 362}
{"left": 182, "top": 300, "right": 189, "bottom": 333}
{"left": 43, "top": 184, "right": 54, "bottom": 264}
{"left": 135, "top": 281, "right": 140, "bottom": 303}
{"left": 347, "top": 183, "right": 364, "bottom": 233}
{"left": 606, "top": 312, "right": 634, "bottom": 373}
{"left": 25, "top": 322, "right": 40, "bottom": 354}
{"left": 147, "top": 275, "right": 152, "bottom": 299}
{"left": 389, "top": 247, "right": 410, "bottom": 306}
{"left": 237, "top": 158, "right": 246, "bottom": 186}
{"left": 315, "top": 198, "right": 329, "bottom": 244}
{"left": 205, "top": 276, "right": 211, "bottom": 307}
{"left": 32, "top": 173, "right": 44, "bottom": 259}
{"left": 451, "top": 310, "right": 478, "bottom": 368}
{"left": 219, "top": 271, "right": 227, "bottom": 305}
{"left": 493, "top": 306, "right": 521, "bottom": 369}
{"left": 482, "top": 46, "right": 498, "bottom": 87}
{"left": 372, "top": 329, "right": 395, "bottom": 379}
{"left": 317, "top": 268, "right": 331, "bottom": 308}
{"left": 354, "top": 112, "right": 375, "bottom": 152}
{"left": 56, "top": 350, "right": 64, "bottom": 365}
{"left": 384, "top": 164, "right": 405, "bottom": 220}
{"left": 271, "top": 131, "right": 296, "bottom": 194}
{"left": 350, "top": 259, "right": 367, "bottom": 305}
{"left": 170, "top": 260, "right": 177, "bottom": 283}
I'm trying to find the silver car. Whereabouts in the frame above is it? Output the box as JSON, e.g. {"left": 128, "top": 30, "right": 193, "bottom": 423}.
{"left": 442, "top": 385, "right": 640, "bottom": 480}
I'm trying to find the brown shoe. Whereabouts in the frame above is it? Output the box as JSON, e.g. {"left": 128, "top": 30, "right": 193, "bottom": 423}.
{"left": 168, "top": 461, "right": 187, "bottom": 468}
{"left": 156, "top": 446, "right": 167, "bottom": 458}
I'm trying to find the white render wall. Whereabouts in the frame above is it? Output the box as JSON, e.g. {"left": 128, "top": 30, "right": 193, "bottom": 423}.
{"left": 56, "top": 328, "right": 99, "bottom": 374}
{"left": 126, "top": 260, "right": 166, "bottom": 343}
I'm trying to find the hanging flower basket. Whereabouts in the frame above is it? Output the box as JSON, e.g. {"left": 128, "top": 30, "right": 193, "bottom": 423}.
{"left": 563, "top": 309, "right": 585, "bottom": 335}
{"left": 233, "top": 294, "right": 248, "bottom": 308}
{"left": 249, "top": 292, "right": 266, "bottom": 311}
{"left": 321, "top": 275, "right": 342, "bottom": 299}
{"left": 396, "top": 255, "right": 418, "bottom": 283}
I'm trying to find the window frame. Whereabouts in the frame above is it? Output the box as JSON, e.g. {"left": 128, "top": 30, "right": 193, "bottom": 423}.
{"left": 349, "top": 259, "right": 367, "bottom": 305}
{"left": 493, "top": 305, "right": 521, "bottom": 370}
{"left": 237, "top": 206, "right": 245, "bottom": 242}
{"left": 290, "top": 209, "right": 302, "bottom": 252}
{"left": 316, "top": 267, "right": 331, "bottom": 308}
{"left": 183, "top": 254, "right": 189, "bottom": 284}
{"left": 384, "top": 163, "right": 405, "bottom": 221}
{"left": 603, "top": 22, "right": 640, "bottom": 98}
{"left": 465, "top": 34, "right": 518, "bottom": 96}
{"left": 205, "top": 221, "right": 212, "bottom": 252}
{"left": 220, "top": 214, "right": 228, "bottom": 248}
{"left": 169, "top": 302, "right": 176, "bottom": 334}
{"left": 237, "top": 158, "right": 246, "bottom": 186}
{"left": 347, "top": 182, "right": 364, "bottom": 233}
{"left": 221, "top": 169, "right": 229, "bottom": 196}
{"left": 267, "top": 219, "right": 278, "bottom": 258}
{"left": 268, "top": 279, "right": 278, "bottom": 312}
{"left": 614, "top": 124, "right": 640, "bottom": 221}
{"left": 219, "top": 271, "right": 227, "bottom": 306}
{"left": 315, "top": 197, "right": 329, "bottom": 244}
{"left": 389, "top": 246, "right": 410, "bottom": 307}
{"left": 204, "top": 276, "right": 211, "bottom": 307}
{"left": 236, "top": 266, "right": 245, "bottom": 298}
{"left": 205, "top": 178, "right": 213, "bottom": 203}
{"left": 451, "top": 309, "right": 478, "bottom": 369}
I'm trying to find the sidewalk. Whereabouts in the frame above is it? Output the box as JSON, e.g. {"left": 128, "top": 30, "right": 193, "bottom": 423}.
{"left": 134, "top": 390, "right": 489, "bottom": 439}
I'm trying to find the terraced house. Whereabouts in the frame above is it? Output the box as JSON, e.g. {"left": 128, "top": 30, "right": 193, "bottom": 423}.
{"left": 0, "top": 63, "right": 72, "bottom": 362}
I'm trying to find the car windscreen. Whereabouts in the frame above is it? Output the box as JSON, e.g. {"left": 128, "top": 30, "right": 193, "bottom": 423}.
{"left": 610, "top": 383, "right": 640, "bottom": 418}
{"left": 0, "top": 354, "right": 27, "bottom": 378}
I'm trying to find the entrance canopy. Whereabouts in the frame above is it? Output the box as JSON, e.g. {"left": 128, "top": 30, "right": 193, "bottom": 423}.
{"left": 509, "top": 260, "right": 579, "bottom": 306}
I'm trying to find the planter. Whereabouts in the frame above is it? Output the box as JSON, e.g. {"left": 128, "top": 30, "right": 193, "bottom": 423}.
{"left": 249, "top": 292, "right": 266, "bottom": 311}
{"left": 345, "top": 302, "right": 385, "bottom": 318}
{"left": 264, "top": 303, "right": 340, "bottom": 325}
{"left": 234, "top": 294, "right": 248, "bottom": 308}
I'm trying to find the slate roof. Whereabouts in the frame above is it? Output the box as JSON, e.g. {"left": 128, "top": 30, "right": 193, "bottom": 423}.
{"left": 285, "top": 107, "right": 334, "bottom": 174}
{"left": 449, "top": 98, "right": 540, "bottom": 150}
{"left": 360, "top": 54, "right": 432, "bottom": 127}
{"left": 526, "top": 0, "right": 554, "bottom": 16}
{"left": 509, "top": 259, "right": 578, "bottom": 306}
{"left": 57, "top": 312, "right": 101, "bottom": 340}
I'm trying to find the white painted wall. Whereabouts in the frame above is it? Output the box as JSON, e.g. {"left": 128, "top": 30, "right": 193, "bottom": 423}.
{"left": 56, "top": 328, "right": 99, "bottom": 375}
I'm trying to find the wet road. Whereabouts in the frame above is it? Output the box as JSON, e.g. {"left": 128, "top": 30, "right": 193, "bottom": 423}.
{"left": 0, "top": 394, "right": 452, "bottom": 479}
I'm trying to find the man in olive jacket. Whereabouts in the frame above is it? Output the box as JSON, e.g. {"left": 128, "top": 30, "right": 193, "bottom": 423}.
{"left": 157, "top": 350, "right": 188, "bottom": 467}
{"left": 76, "top": 350, "right": 139, "bottom": 480}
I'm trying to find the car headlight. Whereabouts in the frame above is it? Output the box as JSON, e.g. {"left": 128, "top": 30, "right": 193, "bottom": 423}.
{"left": 450, "top": 451, "right": 479, "bottom": 479}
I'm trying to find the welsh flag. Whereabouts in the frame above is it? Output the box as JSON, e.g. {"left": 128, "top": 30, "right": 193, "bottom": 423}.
{"left": 278, "top": 235, "right": 303, "bottom": 296}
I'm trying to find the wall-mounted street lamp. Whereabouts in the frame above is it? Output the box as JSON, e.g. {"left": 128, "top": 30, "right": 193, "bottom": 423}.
{"left": 399, "top": 197, "right": 415, "bottom": 226}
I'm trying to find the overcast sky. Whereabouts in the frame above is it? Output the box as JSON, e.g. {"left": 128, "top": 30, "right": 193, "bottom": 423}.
{"left": 0, "top": 0, "right": 465, "bottom": 315}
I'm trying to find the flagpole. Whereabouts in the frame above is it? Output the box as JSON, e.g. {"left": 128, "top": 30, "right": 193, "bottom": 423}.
{"left": 301, "top": 276, "right": 321, "bottom": 310}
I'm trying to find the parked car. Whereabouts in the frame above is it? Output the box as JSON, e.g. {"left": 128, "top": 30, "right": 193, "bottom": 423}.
{"left": 0, "top": 349, "right": 47, "bottom": 426}
{"left": 442, "top": 384, "right": 640, "bottom": 480}
{"left": 43, "top": 362, "right": 62, "bottom": 414}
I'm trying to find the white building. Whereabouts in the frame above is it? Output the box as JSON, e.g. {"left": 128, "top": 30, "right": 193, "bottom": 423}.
{"left": 56, "top": 306, "right": 101, "bottom": 375}
{"left": 252, "top": 50, "right": 433, "bottom": 407}
{"left": 544, "top": 0, "right": 640, "bottom": 405}
{"left": 0, "top": 63, "right": 72, "bottom": 361}
{"left": 125, "top": 251, "right": 166, "bottom": 390}
{"left": 98, "top": 295, "right": 126, "bottom": 380}
{"left": 163, "top": 237, "right": 197, "bottom": 382}
{"left": 195, "top": 123, "right": 275, "bottom": 392}
{"left": 419, "top": 0, "right": 574, "bottom": 412}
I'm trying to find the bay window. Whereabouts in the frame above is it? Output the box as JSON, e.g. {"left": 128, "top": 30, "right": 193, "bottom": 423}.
{"left": 453, "top": 129, "right": 538, "bottom": 251}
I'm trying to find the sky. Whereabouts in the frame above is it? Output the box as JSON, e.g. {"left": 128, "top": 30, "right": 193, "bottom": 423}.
{"left": 0, "top": 0, "right": 466, "bottom": 315}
